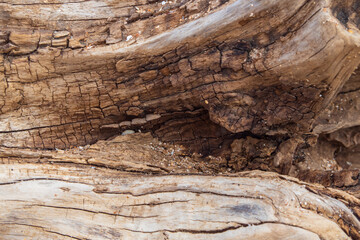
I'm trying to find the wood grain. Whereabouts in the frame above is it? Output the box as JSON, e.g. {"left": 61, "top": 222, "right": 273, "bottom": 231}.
{"left": 0, "top": 166, "right": 359, "bottom": 239}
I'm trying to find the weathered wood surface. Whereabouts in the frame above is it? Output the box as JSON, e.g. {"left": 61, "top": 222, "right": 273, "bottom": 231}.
{"left": 0, "top": 133, "right": 359, "bottom": 239}
{"left": 0, "top": 132, "right": 227, "bottom": 175}
{"left": 0, "top": 0, "right": 359, "bottom": 150}
{"left": 1, "top": 0, "right": 360, "bottom": 177}
{"left": 1, "top": 0, "right": 360, "bottom": 239}
{"left": 273, "top": 69, "right": 360, "bottom": 192}
{"left": 1, "top": 166, "right": 360, "bottom": 240}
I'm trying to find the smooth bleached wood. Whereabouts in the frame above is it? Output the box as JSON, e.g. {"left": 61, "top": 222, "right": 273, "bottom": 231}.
{"left": 0, "top": 166, "right": 359, "bottom": 240}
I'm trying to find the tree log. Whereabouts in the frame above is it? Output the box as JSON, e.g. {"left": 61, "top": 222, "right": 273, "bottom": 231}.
{"left": 1, "top": 0, "right": 360, "bottom": 239}
{"left": 0, "top": 133, "right": 360, "bottom": 239}
{"left": 1, "top": 157, "right": 360, "bottom": 239}
{"left": 1, "top": 0, "right": 359, "bottom": 149}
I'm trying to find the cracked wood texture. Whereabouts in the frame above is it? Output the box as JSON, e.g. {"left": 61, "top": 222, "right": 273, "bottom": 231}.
{"left": 0, "top": 0, "right": 359, "bottom": 149}
{"left": 2, "top": 0, "right": 360, "bottom": 239}
{"left": 1, "top": 163, "right": 360, "bottom": 240}
{"left": 1, "top": 133, "right": 360, "bottom": 239}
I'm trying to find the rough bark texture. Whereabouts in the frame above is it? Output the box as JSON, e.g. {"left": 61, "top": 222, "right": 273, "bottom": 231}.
{"left": 1, "top": 0, "right": 360, "bottom": 239}
{"left": 1, "top": 0, "right": 359, "bottom": 149}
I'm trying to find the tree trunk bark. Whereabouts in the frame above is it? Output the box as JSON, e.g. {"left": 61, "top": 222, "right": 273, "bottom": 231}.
{"left": 1, "top": 0, "right": 360, "bottom": 239}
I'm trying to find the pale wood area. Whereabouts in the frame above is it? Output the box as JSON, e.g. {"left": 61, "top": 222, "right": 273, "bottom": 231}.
{"left": 1, "top": 164, "right": 360, "bottom": 240}
{"left": 0, "top": 132, "right": 360, "bottom": 239}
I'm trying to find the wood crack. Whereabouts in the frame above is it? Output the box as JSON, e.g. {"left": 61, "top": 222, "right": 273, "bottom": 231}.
{"left": 32, "top": 204, "right": 159, "bottom": 219}
{"left": 0, "top": 222, "right": 83, "bottom": 240}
